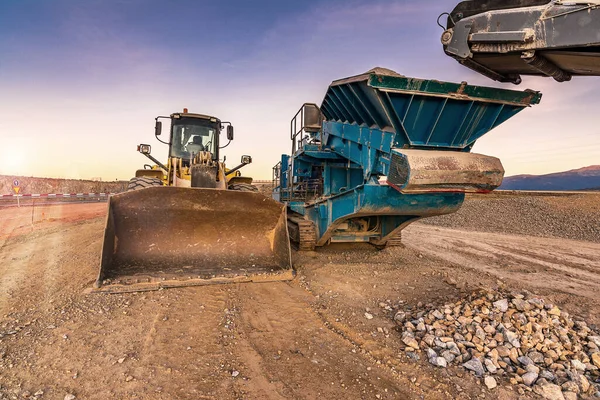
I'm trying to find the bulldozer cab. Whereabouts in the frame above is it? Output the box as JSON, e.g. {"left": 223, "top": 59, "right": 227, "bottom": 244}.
{"left": 167, "top": 113, "right": 220, "bottom": 160}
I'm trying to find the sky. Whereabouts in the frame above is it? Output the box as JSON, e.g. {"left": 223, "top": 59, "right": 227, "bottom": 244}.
{"left": 0, "top": 0, "right": 599, "bottom": 181}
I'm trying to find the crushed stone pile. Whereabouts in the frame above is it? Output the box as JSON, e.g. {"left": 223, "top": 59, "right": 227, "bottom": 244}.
{"left": 421, "top": 195, "right": 600, "bottom": 243}
{"left": 394, "top": 290, "right": 600, "bottom": 399}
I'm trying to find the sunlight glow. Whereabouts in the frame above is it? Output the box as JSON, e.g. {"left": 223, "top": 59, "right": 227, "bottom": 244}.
{"left": 0, "top": 146, "right": 26, "bottom": 175}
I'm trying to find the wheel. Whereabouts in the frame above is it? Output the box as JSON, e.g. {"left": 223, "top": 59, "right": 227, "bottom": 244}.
{"left": 126, "top": 177, "right": 163, "bottom": 191}
{"left": 228, "top": 183, "right": 259, "bottom": 192}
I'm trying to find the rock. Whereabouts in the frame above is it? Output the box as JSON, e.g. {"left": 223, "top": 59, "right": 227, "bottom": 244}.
{"left": 463, "top": 358, "right": 485, "bottom": 377}
{"left": 432, "top": 310, "right": 444, "bottom": 320}
{"left": 118, "top": 357, "right": 126, "bottom": 364}
{"left": 484, "top": 358, "right": 497, "bottom": 374}
{"left": 483, "top": 324, "right": 496, "bottom": 335}
{"left": 512, "top": 298, "right": 528, "bottom": 311}
{"left": 402, "top": 332, "right": 420, "bottom": 350}
{"left": 561, "top": 381, "right": 579, "bottom": 393}
{"left": 497, "top": 346, "right": 510, "bottom": 358}
{"left": 434, "top": 357, "right": 448, "bottom": 368}
{"left": 484, "top": 376, "right": 497, "bottom": 390}
{"left": 426, "top": 348, "right": 437, "bottom": 361}
{"left": 488, "top": 348, "right": 499, "bottom": 362}
{"left": 423, "top": 334, "right": 435, "bottom": 347}
{"left": 445, "top": 277, "right": 457, "bottom": 286}
{"left": 364, "top": 312, "right": 374, "bottom": 320}
{"left": 571, "top": 359, "right": 586, "bottom": 371}
{"left": 529, "top": 351, "right": 545, "bottom": 364}
{"left": 526, "top": 364, "right": 540, "bottom": 374}
{"left": 232, "top": 370, "right": 240, "bottom": 377}
{"left": 533, "top": 383, "right": 565, "bottom": 400}
{"left": 446, "top": 342, "right": 461, "bottom": 356}
{"left": 592, "top": 352, "right": 600, "bottom": 369}
{"left": 585, "top": 362, "right": 598, "bottom": 371}
{"left": 509, "top": 347, "right": 520, "bottom": 364}
{"left": 441, "top": 350, "right": 455, "bottom": 364}
{"left": 518, "top": 356, "right": 534, "bottom": 366}
{"left": 571, "top": 372, "right": 590, "bottom": 393}
{"left": 562, "top": 392, "right": 577, "bottom": 400}
{"left": 528, "top": 298, "right": 545, "bottom": 309}
{"left": 547, "top": 307, "right": 561, "bottom": 316}
{"left": 64, "top": 395, "right": 76, "bottom": 400}
{"left": 125, "top": 375, "right": 133, "bottom": 382}
{"left": 505, "top": 330, "right": 521, "bottom": 348}
{"left": 522, "top": 371, "right": 538, "bottom": 386}
{"left": 394, "top": 312, "right": 406, "bottom": 323}
{"left": 588, "top": 336, "right": 600, "bottom": 347}
{"left": 539, "top": 370, "right": 555, "bottom": 381}
{"left": 34, "top": 391, "right": 44, "bottom": 397}
{"left": 474, "top": 327, "right": 485, "bottom": 342}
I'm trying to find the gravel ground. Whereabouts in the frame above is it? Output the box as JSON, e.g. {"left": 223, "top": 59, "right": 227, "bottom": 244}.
{"left": 2, "top": 197, "right": 600, "bottom": 399}
{"left": 396, "top": 289, "right": 600, "bottom": 398}
{"left": 421, "top": 193, "right": 600, "bottom": 243}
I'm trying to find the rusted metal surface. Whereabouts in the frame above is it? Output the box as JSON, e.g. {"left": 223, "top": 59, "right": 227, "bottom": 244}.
{"left": 387, "top": 149, "right": 504, "bottom": 194}
{"left": 95, "top": 187, "right": 292, "bottom": 292}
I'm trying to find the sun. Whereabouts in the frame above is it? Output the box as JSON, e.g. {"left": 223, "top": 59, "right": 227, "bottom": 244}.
{"left": 0, "top": 146, "right": 26, "bottom": 174}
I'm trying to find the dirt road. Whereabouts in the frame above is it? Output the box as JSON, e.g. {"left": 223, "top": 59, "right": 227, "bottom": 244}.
{"left": 0, "top": 201, "right": 599, "bottom": 399}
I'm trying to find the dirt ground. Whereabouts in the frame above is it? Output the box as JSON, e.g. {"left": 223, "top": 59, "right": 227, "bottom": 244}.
{"left": 0, "top": 198, "right": 599, "bottom": 400}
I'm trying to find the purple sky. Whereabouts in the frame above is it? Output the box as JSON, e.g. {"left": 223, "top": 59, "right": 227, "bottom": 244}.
{"left": 1, "top": 0, "right": 599, "bottom": 180}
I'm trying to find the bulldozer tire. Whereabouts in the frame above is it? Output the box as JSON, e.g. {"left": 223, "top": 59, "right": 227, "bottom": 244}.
{"left": 126, "top": 177, "right": 163, "bottom": 192}
{"left": 228, "top": 183, "right": 258, "bottom": 192}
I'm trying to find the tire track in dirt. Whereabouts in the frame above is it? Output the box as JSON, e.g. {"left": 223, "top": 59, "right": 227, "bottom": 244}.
{"left": 404, "top": 225, "right": 600, "bottom": 287}
{"left": 403, "top": 224, "right": 600, "bottom": 323}
{"left": 232, "top": 282, "right": 412, "bottom": 400}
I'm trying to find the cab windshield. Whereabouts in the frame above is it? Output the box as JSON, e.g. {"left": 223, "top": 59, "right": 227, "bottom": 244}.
{"left": 170, "top": 118, "right": 218, "bottom": 158}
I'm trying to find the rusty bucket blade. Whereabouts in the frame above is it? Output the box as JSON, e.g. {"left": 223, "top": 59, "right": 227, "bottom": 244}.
{"left": 94, "top": 187, "right": 292, "bottom": 293}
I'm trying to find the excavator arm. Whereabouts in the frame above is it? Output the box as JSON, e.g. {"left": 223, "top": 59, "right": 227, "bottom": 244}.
{"left": 441, "top": 0, "right": 600, "bottom": 84}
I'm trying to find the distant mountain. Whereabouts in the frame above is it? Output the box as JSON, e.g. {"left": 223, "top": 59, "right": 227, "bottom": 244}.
{"left": 500, "top": 165, "right": 600, "bottom": 191}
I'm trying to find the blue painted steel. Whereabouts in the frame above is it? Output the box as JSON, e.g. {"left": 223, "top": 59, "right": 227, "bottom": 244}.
{"left": 274, "top": 69, "right": 541, "bottom": 246}
{"left": 302, "top": 184, "right": 464, "bottom": 245}
{"left": 321, "top": 69, "right": 541, "bottom": 150}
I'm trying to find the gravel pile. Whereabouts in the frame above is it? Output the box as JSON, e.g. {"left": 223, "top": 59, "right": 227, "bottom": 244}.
{"left": 421, "top": 195, "right": 600, "bottom": 243}
{"left": 395, "top": 290, "right": 600, "bottom": 399}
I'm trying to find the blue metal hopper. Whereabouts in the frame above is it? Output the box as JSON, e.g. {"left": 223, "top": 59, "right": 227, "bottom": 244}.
{"left": 321, "top": 67, "right": 541, "bottom": 149}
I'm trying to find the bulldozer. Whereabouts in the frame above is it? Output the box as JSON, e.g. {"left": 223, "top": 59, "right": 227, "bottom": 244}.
{"left": 94, "top": 109, "right": 292, "bottom": 293}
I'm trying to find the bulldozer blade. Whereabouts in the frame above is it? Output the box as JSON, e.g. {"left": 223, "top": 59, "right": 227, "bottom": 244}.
{"left": 93, "top": 187, "right": 293, "bottom": 293}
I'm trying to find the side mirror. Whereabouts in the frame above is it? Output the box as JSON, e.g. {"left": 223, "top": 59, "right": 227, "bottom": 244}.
{"left": 227, "top": 125, "right": 234, "bottom": 140}
{"left": 155, "top": 120, "right": 162, "bottom": 136}
{"left": 138, "top": 144, "right": 151, "bottom": 154}
{"left": 241, "top": 155, "right": 252, "bottom": 164}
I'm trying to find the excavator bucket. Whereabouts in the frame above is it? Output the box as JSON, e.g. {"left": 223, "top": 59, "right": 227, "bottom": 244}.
{"left": 93, "top": 187, "right": 293, "bottom": 293}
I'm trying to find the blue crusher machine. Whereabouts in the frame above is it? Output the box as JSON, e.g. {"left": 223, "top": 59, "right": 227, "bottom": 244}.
{"left": 272, "top": 68, "right": 542, "bottom": 250}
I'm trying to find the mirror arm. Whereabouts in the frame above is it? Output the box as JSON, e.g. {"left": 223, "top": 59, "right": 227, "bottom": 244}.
{"left": 142, "top": 152, "right": 168, "bottom": 172}
{"left": 226, "top": 162, "right": 249, "bottom": 176}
